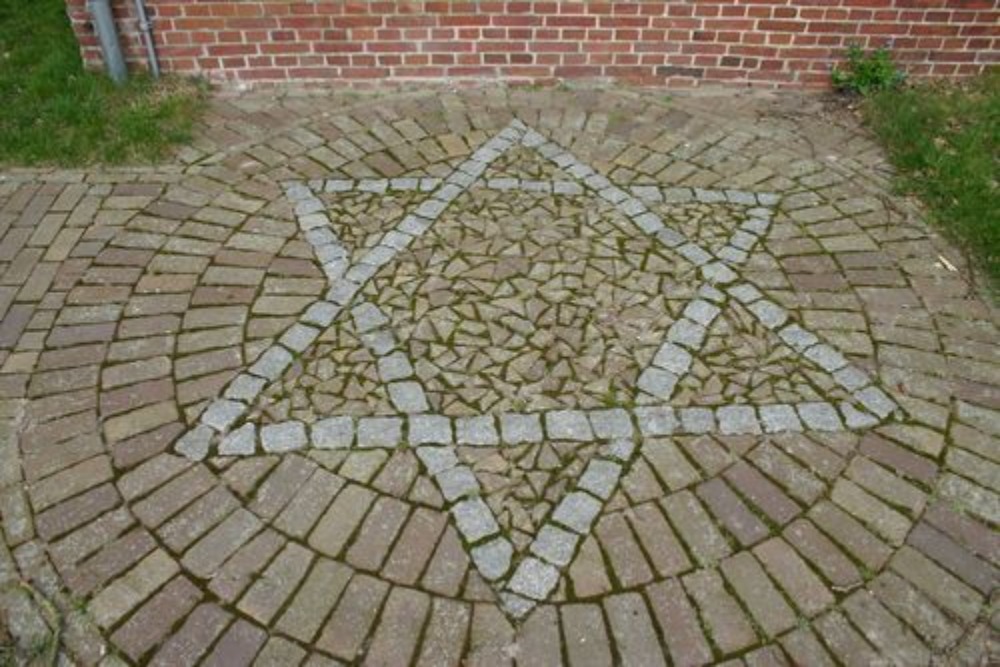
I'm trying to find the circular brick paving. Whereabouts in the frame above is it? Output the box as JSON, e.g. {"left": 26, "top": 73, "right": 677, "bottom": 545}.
{"left": 0, "top": 88, "right": 997, "bottom": 665}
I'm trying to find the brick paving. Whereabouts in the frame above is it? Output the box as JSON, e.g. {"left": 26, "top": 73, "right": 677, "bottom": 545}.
{"left": 0, "top": 87, "right": 997, "bottom": 665}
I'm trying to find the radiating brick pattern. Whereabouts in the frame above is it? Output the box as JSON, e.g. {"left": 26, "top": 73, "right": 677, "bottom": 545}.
{"left": 0, "top": 87, "right": 997, "bottom": 665}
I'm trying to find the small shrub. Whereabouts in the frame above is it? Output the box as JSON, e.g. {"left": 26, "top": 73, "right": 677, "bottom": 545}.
{"left": 832, "top": 45, "right": 906, "bottom": 96}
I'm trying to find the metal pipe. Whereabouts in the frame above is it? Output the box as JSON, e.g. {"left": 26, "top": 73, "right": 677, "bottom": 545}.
{"left": 133, "top": 0, "right": 160, "bottom": 78}
{"left": 88, "top": 0, "right": 127, "bottom": 84}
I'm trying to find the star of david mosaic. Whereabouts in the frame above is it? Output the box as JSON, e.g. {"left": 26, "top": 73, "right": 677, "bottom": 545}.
{"left": 173, "top": 120, "right": 899, "bottom": 620}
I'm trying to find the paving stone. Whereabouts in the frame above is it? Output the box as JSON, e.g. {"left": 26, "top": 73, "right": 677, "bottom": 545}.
{"left": 561, "top": 604, "right": 614, "bottom": 667}
{"left": 683, "top": 569, "right": 757, "bottom": 656}
{"left": 219, "top": 423, "right": 256, "bottom": 456}
{"left": 646, "top": 579, "right": 714, "bottom": 667}
{"left": 507, "top": 557, "right": 560, "bottom": 601}
{"left": 588, "top": 408, "right": 633, "bottom": 439}
{"left": 760, "top": 403, "right": 803, "bottom": 433}
{"left": 797, "top": 401, "right": 844, "bottom": 431}
{"left": 604, "top": 593, "right": 667, "bottom": 665}
{"left": 409, "top": 414, "right": 452, "bottom": 445}
{"left": 363, "top": 587, "right": 431, "bottom": 666}
{"left": 260, "top": 421, "right": 307, "bottom": 453}
{"left": 414, "top": 598, "right": 471, "bottom": 666}
{"left": 110, "top": 576, "right": 202, "bottom": 662}
{"left": 311, "top": 416, "right": 353, "bottom": 449}
{"left": 274, "top": 558, "right": 351, "bottom": 643}
{"left": 455, "top": 415, "right": 499, "bottom": 446}
{"left": 237, "top": 541, "right": 312, "bottom": 624}
{"left": 470, "top": 537, "right": 513, "bottom": 581}
{"left": 627, "top": 502, "right": 691, "bottom": 577}
{"left": 201, "top": 618, "right": 266, "bottom": 667}
{"left": 551, "top": 492, "right": 602, "bottom": 534}
{"left": 697, "top": 478, "right": 769, "bottom": 547}
{"left": 345, "top": 496, "right": 409, "bottom": 571}
{"left": 387, "top": 380, "right": 430, "bottom": 413}
{"left": 308, "top": 484, "right": 375, "bottom": 558}
{"left": 634, "top": 406, "right": 677, "bottom": 436}
{"left": 148, "top": 603, "right": 231, "bottom": 667}
{"left": 717, "top": 405, "right": 760, "bottom": 435}
{"left": 841, "top": 589, "right": 931, "bottom": 666}
{"left": 356, "top": 416, "right": 402, "bottom": 448}
{"left": 595, "top": 513, "right": 654, "bottom": 588}
{"left": 577, "top": 459, "right": 622, "bottom": 500}
{"left": 499, "top": 412, "right": 543, "bottom": 444}
{"left": 415, "top": 446, "right": 459, "bottom": 475}
{"left": 662, "top": 490, "right": 731, "bottom": 567}
{"left": 720, "top": 551, "right": 797, "bottom": 638}
{"left": 316, "top": 574, "right": 389, "bottom": 660}
{"left": 451, "top": 498, "right": 500, "bottom": 543}
{"left": 545, "top": 410, "right": 593, "bottom": 441}
{"left": 529, "top": 524, "right": 579, "bottom": 567}
{"left": 435, "top": 465, "right": 479, "bottom": 502}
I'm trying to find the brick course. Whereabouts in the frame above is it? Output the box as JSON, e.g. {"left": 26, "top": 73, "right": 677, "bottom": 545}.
{"left": 65, "top": 1, "right": 998, "bottom": 88}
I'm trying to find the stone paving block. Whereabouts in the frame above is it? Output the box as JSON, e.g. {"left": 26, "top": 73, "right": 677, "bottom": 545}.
{"left": 720, "top": 551, "right": 797, "bottom": 638}
{"left": 604, "top": 593, "right": 667, "bottom": 665}
{"left": 148, "top": 603, "right": 232, "bottom": 667}
{"left": 455, "top": 415, "right": 499, "bottom": 446}
{"left": 870, "top": 570, "right": 964, "bottom": 651}
{"left": 89, "top": 549, "right": 178, "bottom": 628}
{"left": 595, "top": 513, "right": 653, "bottom": 588}
{"left": 452, "top": 497, "right": 500, "bottom": 543}
{"left": 696, "top": 478, "right": 770, "bottom": 547}
{"left": 646, "top": 579, "right": 714, "bottom": 666}
{"left": 345, "top": 496, "right": 410, "bottom": 571}
{"left": 661, "top": 491, "right": 731, "bottom": 567}
{"left": 545, "top": 410, "right": 593, "bottom": 441}
{"left": 249, "top": 455, "right": 318, "bottom": 520}
{"left": 552, "top": 492, "right": 602, "bottom": 534}
{"left": 808, "top": 501, "right": 892, "bottom": 572}
{"left": 201, "top": 619, "right": 267, "bottom": 667}
{"left": 414, "top": 598, "right": 470, "bottom": 667}
{"left": 316, "top": 574, "right": 389, "bottom": 661}
{"left": 308, "top": 484, "right": 376, "bottom": 558}
{"left": 260, "top": 421, "right": 307, "bottom": 453}
{"left": 272, "top": 470, "right": 344, "bottom": 539}
{"left": 831, "top": 478, "right": 911, "bottom": 546}
{"left": 499, "top": 412, "right": 543, "bottom": 444}
{"left": 841, "top": 589, "right": 931, "bottom": 666}
{"left": 682, "top": 569, "right": 757, "bottom": 657}
{"left": 782, "top": 519, "right": 861, "bottom": 590}
{"left": 110, "top": 576, "right": 202, "bottom": 662}
{"left": 409, "top": 414, "right": 452, "bottom": 445}
{"left": 890, "top": 545, "right": 982, "bottom": 623}
{"left": 237, "top": 541, "right": 312, "bottom": 624}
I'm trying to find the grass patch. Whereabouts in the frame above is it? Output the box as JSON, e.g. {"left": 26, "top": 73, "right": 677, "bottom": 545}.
{"left": 863, "top": 70, "right": 999, "bottom": 288}
{"left": 0, "top": 0, "right": 205, "bottom": 166}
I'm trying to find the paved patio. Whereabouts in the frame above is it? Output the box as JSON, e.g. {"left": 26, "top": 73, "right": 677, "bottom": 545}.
{"left": 0, "top": 87, "right": 997, "bottom": 666}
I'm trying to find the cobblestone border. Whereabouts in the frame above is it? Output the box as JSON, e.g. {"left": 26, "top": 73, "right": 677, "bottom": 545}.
{"left": 172, "top": 118, "right": 902, "bottom": 618}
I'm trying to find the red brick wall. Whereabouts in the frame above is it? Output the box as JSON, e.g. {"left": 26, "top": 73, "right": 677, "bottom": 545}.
{"left": 64, "top": 1, "right": 999, "bottom": 88}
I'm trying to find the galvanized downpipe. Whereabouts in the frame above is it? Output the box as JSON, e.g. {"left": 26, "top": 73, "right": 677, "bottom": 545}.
{"left": 133, "top": 0, "right": 160, "bottom": 78}
{"left": 87, "top": 0, "right": 127, "bottom": 84}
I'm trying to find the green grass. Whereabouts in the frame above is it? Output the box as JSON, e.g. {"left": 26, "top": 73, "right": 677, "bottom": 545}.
{"left": 0, "top": 0, "right": 205, "bottom": 166}
{"left": 863, "top": 70, "right": 999, "bottom": 289}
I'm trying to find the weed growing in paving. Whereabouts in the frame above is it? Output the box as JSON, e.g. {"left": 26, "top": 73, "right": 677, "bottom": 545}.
{"left": 832, "top": 45, "right": 906, "bottom": 96}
